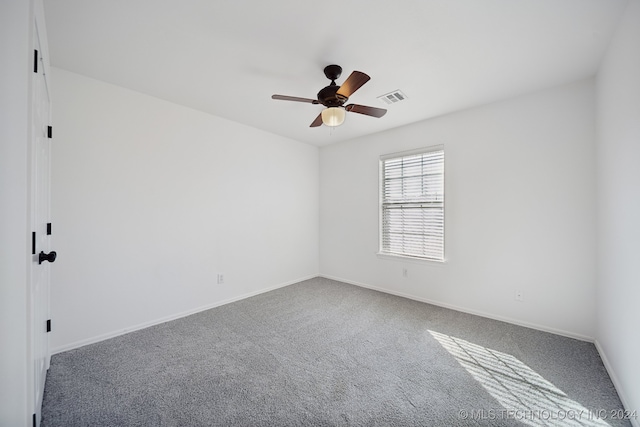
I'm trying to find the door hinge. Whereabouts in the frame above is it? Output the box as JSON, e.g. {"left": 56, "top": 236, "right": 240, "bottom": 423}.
{"left": 47, "top": 126, "right": 52, "bottom": 139}
{"left": 33, "top": 50, "right": 38, "bottom": 73}
{"left": 47, "top": 223, "right": 52, "bottom": 235}
{"left": 32, "top": 232, "right": 36, "bottom": 255}
{"left": 46, "top": 319, "right": 52, "bottom": 333}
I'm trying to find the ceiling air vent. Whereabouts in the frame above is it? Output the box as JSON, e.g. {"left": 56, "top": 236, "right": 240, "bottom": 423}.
{"left": 377, "top": 90, "right": 407, "bottom": 105}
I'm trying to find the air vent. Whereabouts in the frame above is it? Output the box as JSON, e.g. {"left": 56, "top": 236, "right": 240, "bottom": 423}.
{"left": 377, "top": 90, "right": 407, "bottom": 105}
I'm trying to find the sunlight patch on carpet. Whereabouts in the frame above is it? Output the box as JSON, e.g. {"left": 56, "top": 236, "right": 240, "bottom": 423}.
{"left": 429, "top": 330, "right": 610, "bottom": 427}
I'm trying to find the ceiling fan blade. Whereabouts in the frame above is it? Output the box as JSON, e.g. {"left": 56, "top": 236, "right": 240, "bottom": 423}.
{"left": 336, "top": 71, "right": 370, "bottom": 98}
{"left": 310, "top": 113, "right": 323, "bottom": 127}
{"left": 345, "top": 104, "right": 387, "bottom": 118}
{"left": 272, "top": 94, "right": 319, "bottom": 104}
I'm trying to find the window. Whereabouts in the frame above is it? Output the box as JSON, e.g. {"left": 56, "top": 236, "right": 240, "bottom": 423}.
{"left": 379, "top": 146, "right": 444, "bottom": 261}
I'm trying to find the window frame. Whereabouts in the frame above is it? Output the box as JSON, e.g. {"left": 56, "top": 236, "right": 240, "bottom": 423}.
{"left": 378, "top": 145, "right": 445, "bottom": 263}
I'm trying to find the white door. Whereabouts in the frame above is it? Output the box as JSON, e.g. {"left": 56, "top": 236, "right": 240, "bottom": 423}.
{"left": 31, "top": 18, "right": 53, "bottom": 427}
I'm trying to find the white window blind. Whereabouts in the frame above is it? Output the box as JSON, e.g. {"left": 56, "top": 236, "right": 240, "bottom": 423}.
{"left": 380, "top": 147, "right": 444, "bottom": 261}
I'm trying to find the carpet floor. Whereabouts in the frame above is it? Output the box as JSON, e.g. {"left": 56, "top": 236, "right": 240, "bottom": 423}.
{"left": 41, "top": 277, "right": 631, "bottom": 426}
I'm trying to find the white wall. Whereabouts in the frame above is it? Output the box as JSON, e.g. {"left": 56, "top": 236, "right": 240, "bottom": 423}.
{"left": 50, "top": 68, "right": 319, "bottom": 352}
{"left": 595, "top": 0, "right": 640, "bottom": 419}
{"left": 320, "top": 79, "right": 597, "bottom": 340}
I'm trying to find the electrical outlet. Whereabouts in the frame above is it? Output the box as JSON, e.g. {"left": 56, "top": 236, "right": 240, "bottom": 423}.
{"left": 515, "top": 290, "right": 524, "bottom": 302}
{"left": 402, "top": 268, "right": 408, "bottom": 278}
{"left": 217, "top": 274, "right": 224, "bottom": 285}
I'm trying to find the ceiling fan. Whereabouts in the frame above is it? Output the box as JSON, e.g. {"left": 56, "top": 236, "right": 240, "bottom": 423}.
{"left": 271, "top": 65, "right": 387, "bottom": 128}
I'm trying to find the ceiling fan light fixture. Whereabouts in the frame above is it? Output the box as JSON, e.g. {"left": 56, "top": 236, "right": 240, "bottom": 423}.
{"left": 321, "top": 107, "right": 346, "bottom": 127}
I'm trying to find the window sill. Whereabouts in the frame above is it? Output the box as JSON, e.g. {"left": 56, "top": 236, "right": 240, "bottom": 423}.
{"left": 376, "top": 252, "right": 447, "bottom": 266}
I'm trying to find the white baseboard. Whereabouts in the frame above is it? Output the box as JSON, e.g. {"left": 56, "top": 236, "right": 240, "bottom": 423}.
{"left": 51, "top": 274, "right": 318, "bottom": 355}
{"left": 319, "top": 274, "right": 594, "bottom": 343}
{"left": 594, "top": 339, "right": 639, "bottom": 427}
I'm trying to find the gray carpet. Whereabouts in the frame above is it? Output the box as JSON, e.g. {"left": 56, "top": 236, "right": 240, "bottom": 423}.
{"left": 42, "top": 277, "right": 631, "bottom": 426}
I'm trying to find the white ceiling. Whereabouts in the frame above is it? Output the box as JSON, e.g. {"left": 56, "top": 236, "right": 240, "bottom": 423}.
{"left": 44, "top": 0, "right": 628, "bottom": 147}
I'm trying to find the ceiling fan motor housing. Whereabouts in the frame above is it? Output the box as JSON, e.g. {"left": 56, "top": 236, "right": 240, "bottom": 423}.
{"left": 317, "top": 85, "right": 347, "bottom": 107}
{"left": 317, "top": 64, "right": 348, "bottom": 107}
